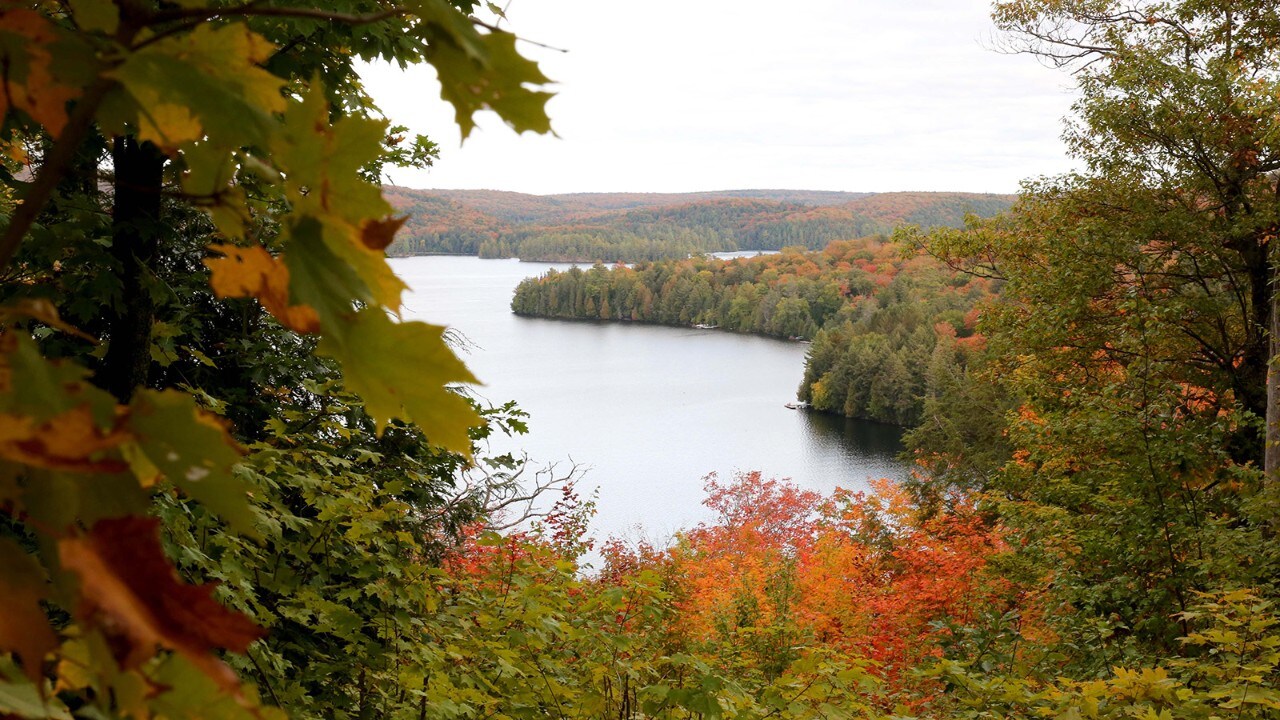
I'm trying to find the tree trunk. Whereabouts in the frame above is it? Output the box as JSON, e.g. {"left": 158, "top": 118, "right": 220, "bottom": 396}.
{"left": 1268, "top": 264, "right": 1280, "bottom": 486}
{"left": 99, "top": 136, "right": 165, "bottom": 404}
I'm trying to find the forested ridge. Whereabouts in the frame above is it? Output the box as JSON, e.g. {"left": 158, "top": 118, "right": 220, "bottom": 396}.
{"left": 3, "top": 2, "right": 1280, "bottom": 720}
{"left": 386, "top": 190, "right": 1015, "bottom": 261}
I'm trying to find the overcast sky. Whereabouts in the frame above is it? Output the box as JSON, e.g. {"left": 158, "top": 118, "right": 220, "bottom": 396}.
{"left": 359, "top": 0, "right": 1079, "bottom": 195}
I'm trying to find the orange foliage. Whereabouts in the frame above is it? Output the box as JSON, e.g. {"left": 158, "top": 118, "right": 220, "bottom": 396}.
{"left": 604, "top": 472, "right": 1013, "bottom": 689}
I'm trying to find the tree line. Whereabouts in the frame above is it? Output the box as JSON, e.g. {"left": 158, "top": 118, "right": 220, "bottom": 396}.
{"left": 387, "top": 193, "right": 1015, "bottom": 262}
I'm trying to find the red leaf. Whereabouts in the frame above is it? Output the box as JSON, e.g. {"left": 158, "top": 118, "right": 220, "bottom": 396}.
{"left": 59, "top": 517, "right": 264, "bottom": 694}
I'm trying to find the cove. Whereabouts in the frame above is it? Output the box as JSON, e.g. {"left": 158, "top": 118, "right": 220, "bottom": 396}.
{"left": 394, "top": 255, "right": 906, "bottom": 541}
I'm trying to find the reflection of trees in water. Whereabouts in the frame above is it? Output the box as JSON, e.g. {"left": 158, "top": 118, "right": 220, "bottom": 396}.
{"left": 802, "top": 410, "right": 905, "bottom": 465}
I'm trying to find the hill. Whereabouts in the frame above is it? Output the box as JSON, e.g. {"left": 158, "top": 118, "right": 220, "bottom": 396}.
{"left": 385, "top": 188, "right": 1016, "bottom": 262}
{"left": 403, "top": 188, "right": 875, "bottom": 223}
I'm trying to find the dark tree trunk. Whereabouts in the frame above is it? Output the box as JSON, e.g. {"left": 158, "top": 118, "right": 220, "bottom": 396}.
{"left": 1217, "top": 232, "right": 1271, "bottom": 467}
{"left": 1268, "top": 296, "right": 1279, "bottom": 479}
{"left": 100, "top": 136, "right": 165, "bottom": 404}
{"left": 1268, "top": 256, "right": 1280, "bottom": 488}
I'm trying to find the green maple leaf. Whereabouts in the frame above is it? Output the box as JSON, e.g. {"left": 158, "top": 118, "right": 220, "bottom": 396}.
{"left": 275, "top": 83, "right": 390, "bottom": 221}
{"left": 430, "top": 29, "right": 554, "bottom": 138}
{"left": 275, "top": 85, "right": 404, "bottom": 310}
{"left": 284, "top": 217, "right": 370, "bottom": 325}
{"left": 0, "top": 334, "right": 118, "bottom": 428}
{"left": 410, "top": 0, "right": 554, "bottom": 139}
{"left": 318, "top": 308, "right": 480, "bottom": 454}
{"left": 284, "top": 213, "right": 406, "bottom": 332}
{"left": 126, "top": 390, "right": 256, "bottom": 536}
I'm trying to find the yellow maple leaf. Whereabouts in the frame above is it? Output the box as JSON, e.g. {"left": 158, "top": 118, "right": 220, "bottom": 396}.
{"left": 136, "top": 96, "right": 205, "bottom": 149}
{"left": 0, "top": 9, "right": 82, "bottom": 137}
{"left": 0, "top": 407, "right": 130, "bottom": 473}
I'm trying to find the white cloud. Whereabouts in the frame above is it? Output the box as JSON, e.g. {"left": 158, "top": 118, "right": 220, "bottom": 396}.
{"left": 361, "top": 0, "right": 1079, "bottom": 194}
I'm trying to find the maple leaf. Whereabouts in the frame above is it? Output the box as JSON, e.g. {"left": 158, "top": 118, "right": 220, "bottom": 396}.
{"left": 310, "top": 216, "right": 406, "bottom": 313}
{"left": 272, "top": 86, "right": 406, "bottom": 312}
{"left": 274, "top": 84, "right": 390, "bottom": 223}
{"left": 0, "top": 9, "right": 82, "bottom": 137}
{"left": 318, "top": 308, "right": 481, "bottom": 453}
{"left": 408, "top": 0, "right": 554, "bottom": 139}
{"left": 204, "top": 244, "right": 321, "bottom": 334}
{"left": 125, "top": 390, "right": 255, "bottom": 536}
{"left": 59, "top": 517, "right": 264, "bottom": 694}
{"left": 360, "top": 215, "right": 410, "bottom": 252}
{"left": 107, "top": 23, "right": 284, "bottom": 150}
{"left": 0, "top": 407, "right": 129, "bottom": 474}
{"left": 0, "top": 333, "right": 116, "bottom": 423}
{"left": 0, "top": 538, "right": 57, "bottom": 685}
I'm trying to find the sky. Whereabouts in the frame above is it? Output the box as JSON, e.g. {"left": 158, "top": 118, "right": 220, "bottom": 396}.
{"left": 359, "top": 0, "right": 1080, "bottom": 195}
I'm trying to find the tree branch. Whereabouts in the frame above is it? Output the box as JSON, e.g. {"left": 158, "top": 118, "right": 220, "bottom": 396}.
{"left": 150, "top": 3, "right": 408, "bottom": 26}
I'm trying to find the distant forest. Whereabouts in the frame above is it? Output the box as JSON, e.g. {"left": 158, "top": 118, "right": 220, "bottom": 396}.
{"left": 385, "top": 188, "right": 1015, "bottom": 262}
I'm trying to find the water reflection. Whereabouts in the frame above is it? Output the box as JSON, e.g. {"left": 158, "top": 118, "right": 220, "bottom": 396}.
{"left": 797, "top": 410, "right": 905, "bottom": 491}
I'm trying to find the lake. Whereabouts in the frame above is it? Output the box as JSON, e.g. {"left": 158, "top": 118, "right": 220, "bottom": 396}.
{"left": 393, "top": 255, "right": 905, "bottom": 542}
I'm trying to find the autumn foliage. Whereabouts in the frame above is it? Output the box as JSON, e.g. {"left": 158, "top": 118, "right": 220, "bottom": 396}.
{"left": 597, "top": 472, "right": 1013, "bottom": 699}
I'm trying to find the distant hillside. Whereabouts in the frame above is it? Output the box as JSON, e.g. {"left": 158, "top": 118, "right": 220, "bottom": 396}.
{"left": 839, "top": 192, "right": 1016, "bottom": 228}
{"left": 385, "top": 188, "right": 1015, "bottom": 262}
{"left": 409, "top": 188, "right": 874, "bottom": 223}
{"left": 383, "top": 188, "right": 505, "bottom": 255}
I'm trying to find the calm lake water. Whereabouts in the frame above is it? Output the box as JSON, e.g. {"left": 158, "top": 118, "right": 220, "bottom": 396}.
{"left": 393, "top": 256, "right": 905, "bottom": 541}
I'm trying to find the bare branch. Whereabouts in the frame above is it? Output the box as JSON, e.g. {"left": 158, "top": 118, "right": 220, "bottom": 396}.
{"left": 430, "top": 454, "right": 589, "bottom": 533}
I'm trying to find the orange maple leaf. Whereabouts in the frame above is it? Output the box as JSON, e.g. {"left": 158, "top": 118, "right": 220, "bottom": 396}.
{"left": 204, "top": 244, "right": 320, "bottom": 333}
{"left": 359, "top": 215, "right": 409, "bottom": 252}
{"left": 0, "top": 10, "right": 81, "bottom": 137}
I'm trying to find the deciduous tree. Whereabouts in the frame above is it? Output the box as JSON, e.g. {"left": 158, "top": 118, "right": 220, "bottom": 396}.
{"left": 0, "top": 0, "right": 553, "bottom": 715}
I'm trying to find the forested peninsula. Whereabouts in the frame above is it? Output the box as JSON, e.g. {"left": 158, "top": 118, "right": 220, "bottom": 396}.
{"left": 385, "top": 189, "right": 1014, "bottom": 262}
{"left": 511, "top": 239, "right": 994, "bottom": 426}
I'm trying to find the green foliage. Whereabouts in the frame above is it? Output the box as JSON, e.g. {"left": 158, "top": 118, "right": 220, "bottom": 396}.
{"left": 157, "top": 383, "right": 531, "bottom": 720}
{"left": 929, "top": 590, "right": 1280, "bottom": 720}
{"left": 904, "top": 0, "right": 1280, "bottom": 678}
{"left": 4, "top": 3, "right": 1280, "bottom": 720}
